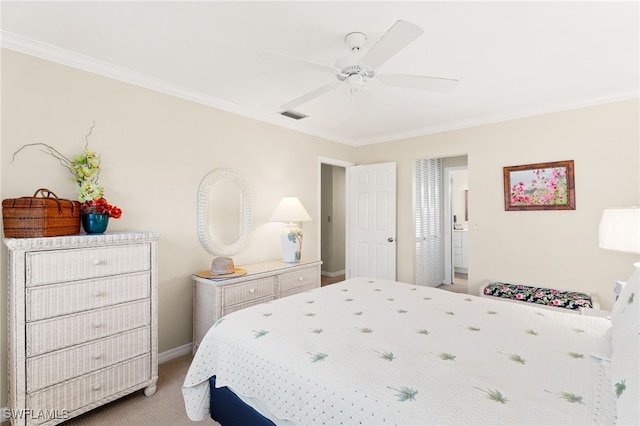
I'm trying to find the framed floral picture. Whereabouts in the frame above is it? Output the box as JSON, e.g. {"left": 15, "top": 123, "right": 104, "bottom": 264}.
{"left": 503, "top": 160, "right": 575, "bottom": 211}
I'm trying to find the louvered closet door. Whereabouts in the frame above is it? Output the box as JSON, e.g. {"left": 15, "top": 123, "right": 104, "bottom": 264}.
{"left": 415, "top": 158, "right": 444, "bottom": 287}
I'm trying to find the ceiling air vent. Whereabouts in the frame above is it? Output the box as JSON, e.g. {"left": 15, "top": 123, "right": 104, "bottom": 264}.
{"left": 280, "top": 110, "right": 308, "bottom": 120}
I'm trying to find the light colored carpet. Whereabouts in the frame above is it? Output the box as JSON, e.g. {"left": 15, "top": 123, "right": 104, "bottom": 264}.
{"left": 437, "top": 273, "right": 469, "bottom": 294}
{"left": 51, "top": 354, "right": 218, "bottom": 426}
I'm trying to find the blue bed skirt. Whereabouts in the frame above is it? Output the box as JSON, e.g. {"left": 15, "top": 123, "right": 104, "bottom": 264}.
{"left": 209, "top": 376, "right": 275, "bottom": 426}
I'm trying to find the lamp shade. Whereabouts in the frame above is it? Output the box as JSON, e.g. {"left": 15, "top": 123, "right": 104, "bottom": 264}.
{"left": 598, "top": 207, "right": 640, "bottom": 254}
{"left": 269, "top": 197, "right": 312, "bottom": 223}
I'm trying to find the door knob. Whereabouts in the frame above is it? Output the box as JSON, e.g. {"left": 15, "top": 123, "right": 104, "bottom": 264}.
{"left": 388, "top": 237, "right": 394, "bottom": 242}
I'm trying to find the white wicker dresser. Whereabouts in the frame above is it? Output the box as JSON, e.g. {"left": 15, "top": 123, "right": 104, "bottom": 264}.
{"left": 192, "top": 259, "right": 322, "bottom": 353}
{"left": 4, "top": 231, "right": 158, "bottom": 426}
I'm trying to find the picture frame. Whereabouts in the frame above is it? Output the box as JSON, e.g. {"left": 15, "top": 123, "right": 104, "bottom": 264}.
{"left": 503, "top": 160, "right": 575, "bottom": 211}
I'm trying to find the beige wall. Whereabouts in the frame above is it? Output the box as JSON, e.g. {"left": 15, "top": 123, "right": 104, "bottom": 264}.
{"left": 356, "top": 99, "right": 640, "bottom": 306}
{"left": 0, "top": 49, "right": 356, "bottom": 407}
{"left": 1, "top": 49, "right": 639, "bottom": 409}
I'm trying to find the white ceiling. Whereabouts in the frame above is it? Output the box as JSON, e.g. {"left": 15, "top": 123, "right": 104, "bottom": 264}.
{"left": 2, "top": 1, "right": 638, "bottom": 146}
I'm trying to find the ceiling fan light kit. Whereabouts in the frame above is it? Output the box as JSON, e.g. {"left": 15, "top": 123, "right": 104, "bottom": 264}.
{"left": 277, "top": 20, "right": 460, "bottom": 113}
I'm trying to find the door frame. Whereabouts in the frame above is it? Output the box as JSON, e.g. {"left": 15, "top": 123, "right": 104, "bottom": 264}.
{"left": 317, "top": 157, "right": 354, "bottom": 276}
{"left": 444, "top": 165, "right": 468, "bottom": 284}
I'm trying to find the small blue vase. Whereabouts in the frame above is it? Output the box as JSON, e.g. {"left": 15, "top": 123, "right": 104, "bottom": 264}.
{"left": 81, "top": 213, "right": 109, "bottom": 234}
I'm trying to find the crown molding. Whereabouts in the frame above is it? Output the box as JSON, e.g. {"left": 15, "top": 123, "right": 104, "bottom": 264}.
{"left": 2, "top": 31, "right": 636, "bottom": 148}
{"left": 354, "top": 92, "right": 640, "bottom": 146}
{"left": 0, "top": 30, "right": 355, "bottom": 146}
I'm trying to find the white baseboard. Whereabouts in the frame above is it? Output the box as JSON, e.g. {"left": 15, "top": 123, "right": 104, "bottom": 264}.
{"left": 321, "top": 269, "right": 345, "bottom": 278}
{"left": 158, "top": 342, "right": 192, "bottom": 364}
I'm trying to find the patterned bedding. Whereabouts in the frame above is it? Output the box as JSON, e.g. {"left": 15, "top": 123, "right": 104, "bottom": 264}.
{"left": 183, "top": 277, "right": 617, "bottom": 425}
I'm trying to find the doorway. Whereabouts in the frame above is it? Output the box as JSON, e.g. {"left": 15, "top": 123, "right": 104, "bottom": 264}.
{"left": 415, "top": 155, "right": 468, "bottom": 288}
{"left": 318, "top": 158, "right": 397, "bottom": 284}
{"left": 444, "top": 165, "right": 469, "bottom": 289}
{"left": 318, "top": 157, "right": 352, "bottom": 285}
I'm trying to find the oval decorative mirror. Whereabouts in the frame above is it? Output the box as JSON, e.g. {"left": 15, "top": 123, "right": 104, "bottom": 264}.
{"left": 197, "top": 168, "right": 253, "bottom": 256}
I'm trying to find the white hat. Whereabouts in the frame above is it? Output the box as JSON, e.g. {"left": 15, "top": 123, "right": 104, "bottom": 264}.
{"left": 196, "top": 257, "right": 247, "bottom": 280}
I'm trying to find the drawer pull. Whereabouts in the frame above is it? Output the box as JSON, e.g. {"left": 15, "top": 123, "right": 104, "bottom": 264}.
{"left": 92, "top": 291, "right": 103, "bottom": 297}
{"left": 249, "top": 288, "right": 255, "bottom": 294}
{"left": 93, "top": 259, "right": 103, "bottom": 266}
{"left": 92, "top": 384, "right": 101, "bottom": 391}
{"left": 92, "top": 322, "right": 102, "bottom": 329}
{"left": 92, "top": 354, "right": 102, "bottom": 360}
{"left": 298, "top": 277, "right": 305, "bottom": 282}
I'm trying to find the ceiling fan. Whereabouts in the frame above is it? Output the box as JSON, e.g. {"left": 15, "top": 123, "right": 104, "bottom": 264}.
{"left": 276, "top": 20, "right": 459, "bottom": 113}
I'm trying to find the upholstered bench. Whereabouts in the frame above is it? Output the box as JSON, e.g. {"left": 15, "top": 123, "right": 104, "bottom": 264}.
{"left": 479, "top": 280, "right": 600, "bottom": 315}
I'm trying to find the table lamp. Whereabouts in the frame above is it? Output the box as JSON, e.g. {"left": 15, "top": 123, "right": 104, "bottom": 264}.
{"left": 599, "top": 207, "right": 640, "bottom": 256}
{"left": 270, "top": 197, "right": 312, "bottom": 263}
{"left": 599, "top": 207, "right": 640, "bottom": 301}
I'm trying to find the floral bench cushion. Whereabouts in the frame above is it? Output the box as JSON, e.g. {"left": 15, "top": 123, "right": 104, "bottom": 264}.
{"left": 483, "top": 282, "right": 593, "bottom": 310}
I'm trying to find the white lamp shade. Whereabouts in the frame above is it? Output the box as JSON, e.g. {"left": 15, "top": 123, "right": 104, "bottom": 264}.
{"left": 270, "top": 197, "right": 312, "bottom": 223}
{"left": 270, "top": 197, "right": 311, "bottom": 263}
{"left": 599, "top": 207, "right": 640, "bottom": 254}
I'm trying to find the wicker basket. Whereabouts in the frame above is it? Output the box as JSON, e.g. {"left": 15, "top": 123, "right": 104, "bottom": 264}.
{"left": 2, "top": 188, "right": 81, "bottom": 238}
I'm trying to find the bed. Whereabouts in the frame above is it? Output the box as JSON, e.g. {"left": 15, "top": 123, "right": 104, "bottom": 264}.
{"left": 183, "top": 272, "right": 639, "bottom": 425}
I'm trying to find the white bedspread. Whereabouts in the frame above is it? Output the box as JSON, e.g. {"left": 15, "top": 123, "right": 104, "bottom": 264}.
{"left": 183, "top": 277, "right": 615, "bottom": 425}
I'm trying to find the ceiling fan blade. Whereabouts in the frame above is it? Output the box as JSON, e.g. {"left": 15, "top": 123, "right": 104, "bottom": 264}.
{"left": 280, "top": 83, "right": 341, "bottom": 111}
{"left": 360, "top": 20, "right": 424, "bottom": 70}
{"left": 379, "top": 73, "right": 459, "bottom": 92}
{"left": 262, "top": 51, "right": 338, "bottom": 75}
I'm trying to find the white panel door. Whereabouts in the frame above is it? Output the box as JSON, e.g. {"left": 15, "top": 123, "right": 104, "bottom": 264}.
{"left": 347, "top": 162, "right": 396, "bottom": 280}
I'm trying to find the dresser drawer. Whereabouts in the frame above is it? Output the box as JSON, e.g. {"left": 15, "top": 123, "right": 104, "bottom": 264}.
{"left": 26, "top": 272, "right": 150, "bottom": 321}
{"left": 27, "top": 327, "right": 150, "bottom": 392}
{"left": 27, "top": 300, "right": 150, "bottom": 357}
{"left": 280, "top": 282, "right": 319, "bottom": 299}
{"left": 26, "top": 244, "right": 151, "bottom": 287}
{"left": 222, "top": 277, "right": 276, "bottom": 307}
{"left": 279, "top": 266, "right": 320, "bottom": 293}
{"left": 222, "top": 295, "right": 276, "bottom": 317}
{"left": 26, "top": 355, "right": 150, "bottom": 426}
